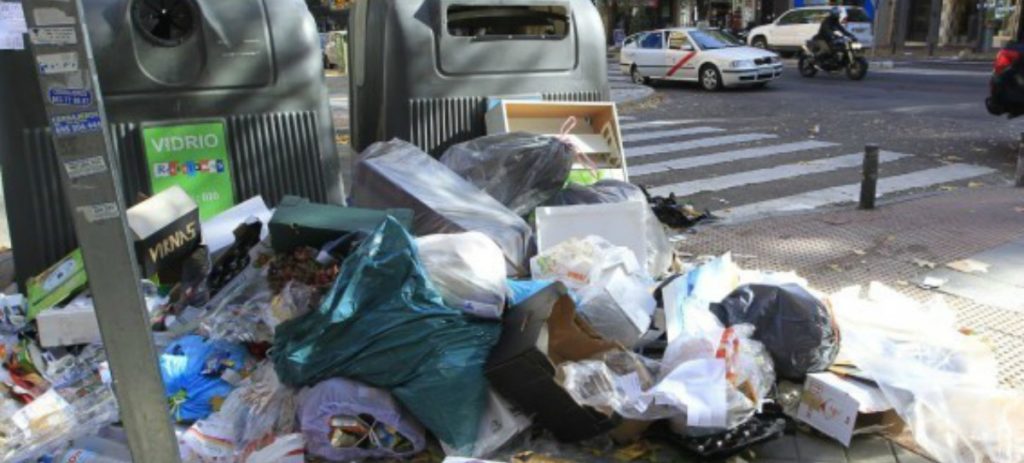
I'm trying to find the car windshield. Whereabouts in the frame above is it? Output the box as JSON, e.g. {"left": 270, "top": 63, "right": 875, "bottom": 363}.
{"left": 690, "top": 29, "right": 741, "bottom": 50}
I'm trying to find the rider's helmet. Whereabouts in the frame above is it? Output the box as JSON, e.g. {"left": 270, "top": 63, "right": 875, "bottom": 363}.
{"left": 829, "top": 6, "right": 842, "bottom": 19}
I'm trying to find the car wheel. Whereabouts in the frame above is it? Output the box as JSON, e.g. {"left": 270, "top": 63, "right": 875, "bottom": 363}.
{"left": 798, "top": 55, "right": 817, "bottom": 77}
{"left": 752, "top": 36, "right": 768, "bottom": 49}
{"left": 846, "top": 57, "right": 869, "bottom": 80}
{"left": 630, "top": 65, "right": 648, "bottom": 85}
{"left": 700, "top": 65, "right": 722, "bottom": 91}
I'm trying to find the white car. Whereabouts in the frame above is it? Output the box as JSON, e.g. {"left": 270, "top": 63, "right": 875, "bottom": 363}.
{"left": 619, "top": 28, "right": 783, "bottom": 91}
{"left": 747, "top": 6, "right": 874, "bottom": 53}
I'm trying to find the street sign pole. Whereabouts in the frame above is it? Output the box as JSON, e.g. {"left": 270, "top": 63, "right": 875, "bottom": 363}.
{"left": 21, "top": 0, "right": 180, "bottom": 461}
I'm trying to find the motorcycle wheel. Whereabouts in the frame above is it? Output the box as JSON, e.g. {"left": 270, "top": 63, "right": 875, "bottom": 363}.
{"left": 846, "top": 57, "right": 868, "bottom": 80}
{"left": 798, "top": 56, "right": 817, "bottom": 78}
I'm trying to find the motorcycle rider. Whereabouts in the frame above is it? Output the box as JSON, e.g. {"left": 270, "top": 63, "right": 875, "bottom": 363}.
{"left": 813, "top": 7, "right": 857, "bottom": 60}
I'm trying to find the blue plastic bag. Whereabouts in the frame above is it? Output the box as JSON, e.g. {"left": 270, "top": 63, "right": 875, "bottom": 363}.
{"left": 160, "top": 335, "right": 249, "bottom": 422}
{"left": 271, "top": 217, "right": 501, "bottom": 453}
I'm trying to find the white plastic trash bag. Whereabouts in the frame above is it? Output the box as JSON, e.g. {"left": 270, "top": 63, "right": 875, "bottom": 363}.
{"left": 243, "top": 434, "right": 304, "bottom": 463}
{"left": 416, "top": 232, "right": 507, "bottom": 319}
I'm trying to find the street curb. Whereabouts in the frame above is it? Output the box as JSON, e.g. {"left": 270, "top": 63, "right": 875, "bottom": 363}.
{"left": 611, "top": 84, "right": 656, "bottom": 107}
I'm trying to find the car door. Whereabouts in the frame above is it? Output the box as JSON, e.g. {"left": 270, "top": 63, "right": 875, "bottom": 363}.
{"left": 772, "top": 10, "right": 807, "bottom": 48}
{"left": 796, "top": 10, "right": 828, "bottom": 46}
{"left": 620, "top": 33, "right": 641, "bottom": 72}
{"left": 636, "top": 31, "right": 665, "bottom": 76}
{"left": 664, "top": 31, "right": 699, "bottom": 80}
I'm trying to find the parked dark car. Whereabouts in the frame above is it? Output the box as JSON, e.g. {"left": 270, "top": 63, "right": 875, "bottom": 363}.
{"left": 987, "top": 44, "right": 1024, "bottom": 118}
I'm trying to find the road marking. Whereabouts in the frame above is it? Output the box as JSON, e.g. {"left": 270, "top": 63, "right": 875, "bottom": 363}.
{"left": 873, "top": 67, "right": 990, "bottom": 77}
{"left": 623, "top": 126, "right": 725, "bottom": 143}
{"left": 647, "top": 151, "right": 910, "bottom": 197}
{"left": 620, "top": 119, "right": 704, "bottom": 131}
{"left": 626, "top": 133, "right": 778, "bottom": 158}
{"left": 723, "top": 164, "right": 998, "bottom": 219}
{"left": 629, "top": 140, "right": 837, "bottom": 176}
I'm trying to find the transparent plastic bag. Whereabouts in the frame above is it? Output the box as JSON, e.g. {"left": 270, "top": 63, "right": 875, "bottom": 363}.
{"left": 243, "top": 433, "right": 304, "bottom": 463}
{"left": 416, "top": 232, "right": 507, "bottom": 319}
{"left": 831, "top": 283, "right": 1024, "bottom": 463}
{"left": 201, "top": 267, "right": 274, "bottom": 344}
{"left": 0, "top": 347, "right": 118, "bottom": 462}
{"left": 352, "top": 139, "right": 533, "bottom": 276}
{"left": 440, "top": 133, "right": 574, "bottom": 216}
{"left": 216, "top": 363, "right": 297, "bottom": 454}
{"left": 531, "top": 236, "right": 655, "bottom": 347}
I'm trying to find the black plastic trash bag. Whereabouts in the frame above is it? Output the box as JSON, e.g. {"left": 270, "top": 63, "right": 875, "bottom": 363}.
{"left": 440, "top": 133, "right": 574, "bottom": 216}
{"left": 271, "top": 217, "right": 502, "bottom": 453}
{"left": 544, "top": 179, "right": 645, "bottom": 206}
{"left": 710, "top": 284, "right": 840, "bottom": 380}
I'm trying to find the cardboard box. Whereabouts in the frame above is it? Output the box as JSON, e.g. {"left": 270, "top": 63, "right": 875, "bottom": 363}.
{"left": 26, "top": 249, "right": 87, "bottom": 320}
{"left": 796, "top": 372, "right": 902, "bottom": 447}
{"left": 485, "top": 282, "right": 624, "bottom": 442}
{"left": 36, "top": 293, "right": 99, "bottom": 347}
{"left": 485, "top": 100, "right": 628, "bottom": 184}
{"left": 269, "top": 195, "right": 414, "bottom": 253}
{"left": 126, "top": 185, "right": 201, "bottom": 280}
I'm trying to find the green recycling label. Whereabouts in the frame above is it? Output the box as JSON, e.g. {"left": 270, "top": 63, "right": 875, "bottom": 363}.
{"left": 142, "top": 122, "right": 235, "bottom": 220}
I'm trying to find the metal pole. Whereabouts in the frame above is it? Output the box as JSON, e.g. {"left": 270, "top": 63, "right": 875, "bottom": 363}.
{"left": 21, "top": 0, "right": 181, "bottom": 461}
{"left": 926, "top": 0, "right": 942, "bottom": 55}
{"left": 860, "top": 145, "right": 880, "bottom": 209}
{"left": 1015, "top": 133, "right": 1024, "bottom": 187}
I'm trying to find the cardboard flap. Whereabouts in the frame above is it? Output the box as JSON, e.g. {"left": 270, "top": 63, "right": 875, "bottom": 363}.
{"left": 546, "top": 289, "right": 620, "bottom": 366}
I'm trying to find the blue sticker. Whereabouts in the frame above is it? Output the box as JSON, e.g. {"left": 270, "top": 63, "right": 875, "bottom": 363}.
{"left": 48, "top": 88, "right": 92, "bottom": 106}
{"left": 51, "top": 112, "right": 102, "bottom": 137}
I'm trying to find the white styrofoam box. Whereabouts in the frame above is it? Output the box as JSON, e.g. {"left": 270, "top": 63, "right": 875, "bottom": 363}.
{"left": 535, "top": 201, "right": 647, "bottom": 267}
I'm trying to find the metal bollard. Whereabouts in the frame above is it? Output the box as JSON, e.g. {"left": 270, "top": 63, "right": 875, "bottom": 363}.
{"left": 1016, "top": 133, "right": 1024, "bottom": 187}
{"left": 860, "top": 145, "right": 879, "bottom": 209}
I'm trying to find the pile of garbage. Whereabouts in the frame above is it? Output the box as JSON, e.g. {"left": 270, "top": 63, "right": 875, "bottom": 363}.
{"left": 0, "top": 132, "right": 1021, "bottom": 463}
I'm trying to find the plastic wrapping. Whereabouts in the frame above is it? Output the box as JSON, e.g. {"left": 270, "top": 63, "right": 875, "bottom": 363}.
{"left": 160, "top": 335, "right": 250, "bottom": 423}
{"left": 298, "top": 378, "right": 425, "bottom": 461}
{"left": 440, "top": 132, "right": 575, "bottom": 216}
{"left": 0, "top": 347, "right": 118, "bottom": 462}
{"left": 201, "top": 267, "right": 275, "bottom": 344}
{"left": 544, "top": 179, "right": 673, "bottom": 278}
{"left": 531, "top": 236, "right": 654, "bottom": 348}
{"left": 443, "top": 390, "right": 532, "bottom": 459}
{"left": 217, "top": 363, "right": 297, "bottom": 455}
{"left": 351, "top": 139, "right": 533, "bottom": 276}
{"left": 416, "top": 232, "right": 507, "bottom": 319}
{"left": 831, "top": 283, "right": 1024, "bottom": 463}
{"left": 711, "top": 284, "right": 840, "bottom": 380}
{"left": 271, "top": 217, "right": 501, "bottom": 453}
{"left": 243, "top": 434, "right": 304, "bottom": 463}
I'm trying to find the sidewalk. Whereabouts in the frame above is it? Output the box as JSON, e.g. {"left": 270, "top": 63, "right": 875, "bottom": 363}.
{"left": 867, "top": 44, "right": 997, "bottom": 65}
{"left": 680, "top": 186, "right": 1024, "bottom": 390}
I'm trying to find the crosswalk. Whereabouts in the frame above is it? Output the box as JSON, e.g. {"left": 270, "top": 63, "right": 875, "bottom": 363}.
{"left": 620, "top": 118, "right": 1000, "bottom": 221}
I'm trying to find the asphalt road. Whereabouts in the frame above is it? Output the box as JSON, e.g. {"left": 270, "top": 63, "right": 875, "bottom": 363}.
{"left": 616, "top": 59, "right": 1024, "bottom": 221}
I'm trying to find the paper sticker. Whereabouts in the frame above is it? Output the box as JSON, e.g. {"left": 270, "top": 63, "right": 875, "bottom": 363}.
{"left": 32, "top": 7, "right": 75, "bottom": 26}
{"left": 63, "top": 156, "right": 107, "bottom": 179}
{"left": 51, "top": 112, "right": 101, "bottom": 136}
{"left": 0, "top": 3, "right": 28, "bottom": 50}
{"left": 77, "top": 203, "right": 119, "bottom": 223}
{"left": 48, "top": 87, "right": 91, "bottom": 106}
{"left": 30, "top": 26, "right": 77, "bottom": 45}
{"left": 37, "top": 51, "right": 78, "bottom": 75}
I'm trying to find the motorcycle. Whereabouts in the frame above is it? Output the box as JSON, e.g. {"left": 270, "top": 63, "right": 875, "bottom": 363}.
{"left": 798, "top": 36, "right": 868, "bottom": 81}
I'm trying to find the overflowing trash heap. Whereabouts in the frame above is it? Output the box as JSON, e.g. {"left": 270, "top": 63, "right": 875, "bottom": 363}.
{"left": 0, "top": 132, "right": 1021, "bottom": 463}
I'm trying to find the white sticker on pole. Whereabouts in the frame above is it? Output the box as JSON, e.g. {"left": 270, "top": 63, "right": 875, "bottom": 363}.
{"left": 77, "top": 203, "right": 120, "bottom": 223}
{"left": 37, "top": 51, "right": 78, "bottom": 75}
{"left": 30, "top": 26, "right": 77, "bottom": 45}
{"left": 63, "top": 156, "right": 107, "bottom": 179}
{"left": 32, "top": 7, "right": 75, "bottom": 26}
{"left": 0, "top": 3, "right": 28, "bottom": 50}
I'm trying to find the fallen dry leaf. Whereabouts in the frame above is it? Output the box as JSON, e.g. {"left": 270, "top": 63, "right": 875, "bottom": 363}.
{"left": 1015, "top": 206, "right": 1024, "bottom": 213}
{"left": 912, "top": 258, "right": 937, "bottom": 269}
{"left": 967, "top": 181, "right": 985, "bottom": 188}
{"left": 614, "top": 441, "right": 653, "bottom": 461}
{"left": 944, "top": 155, "right": 964, "bottom": 162}
{"left": 946, "top": 259, "right": 990, "bottom": 274}
{"left": 939, "top": 185, "right": 958, "bottom": 191}
{"left": 852, "top": 250, "right": 866, "bottom": 256}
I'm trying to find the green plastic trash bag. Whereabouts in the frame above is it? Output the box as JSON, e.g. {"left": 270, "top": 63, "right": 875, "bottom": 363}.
{"left": 271, "top": 217, "right": 501, "bottom": 453}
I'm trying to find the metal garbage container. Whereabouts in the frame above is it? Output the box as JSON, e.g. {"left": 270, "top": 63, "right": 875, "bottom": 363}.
{"left": 0, "top": 0, "right": 344, "bottom": 284}
{"left": 348, "top": 0, "right": 610, "bottom": 156}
